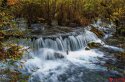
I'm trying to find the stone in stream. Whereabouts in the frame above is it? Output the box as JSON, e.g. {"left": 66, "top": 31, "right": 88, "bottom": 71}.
{"left": 90, "top": 25, "right": 105, "bottom": 38}
{"left": 51, "top": 20, "right": 58, "bottom": 26}
{"left": 85, "top": 47, "right": 90, "bottom": 50}
{"left": 54, "top": 52, "right": 65, "bottom": 59}
{"left": 30, "top": 23, "right": 45, "bottom": 33}
{"left": 46, "top": 52, "right": 65, "bottom": 60}
{"left": 87, "top": 42, "right": 103, "bottom": 49}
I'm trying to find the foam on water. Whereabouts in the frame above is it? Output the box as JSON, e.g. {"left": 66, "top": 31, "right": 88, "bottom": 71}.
{"left": 17, "top": 22, "right": 120, "bottom": 82}
{"left": 18, "top": 48, "right": 106, "bottom": 82}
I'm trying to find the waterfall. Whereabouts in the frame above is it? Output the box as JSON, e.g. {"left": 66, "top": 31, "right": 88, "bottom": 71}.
{"left": 16, "top": 23, "right": 122, "bottom": 82}
{"left": 34, "top": 29, "right": 102, "bottom": 51}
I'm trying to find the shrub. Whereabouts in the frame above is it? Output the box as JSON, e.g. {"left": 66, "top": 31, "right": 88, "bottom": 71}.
{"left": 4, "top": 0, "right": 125, "bottom": 27}
{"left": 11, "top": 0, "right": 94, "bottom": 26}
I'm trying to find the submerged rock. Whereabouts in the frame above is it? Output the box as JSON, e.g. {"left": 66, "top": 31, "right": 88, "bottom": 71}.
{"left": 54, "top": 52, "right": 65, "bottom": 59}
{"left": 46, "top": 52, "right": 65, "bottom": 60}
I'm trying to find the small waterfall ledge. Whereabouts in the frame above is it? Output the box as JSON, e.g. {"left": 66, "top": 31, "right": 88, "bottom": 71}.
{"left": 33, "top": 29, "right": 102, "bottom": 51}
{"left": 16, "top": 21, "right": 123, "bottom": 82}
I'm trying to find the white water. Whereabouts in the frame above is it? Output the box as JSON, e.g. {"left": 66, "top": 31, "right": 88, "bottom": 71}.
{"left": 35, "top": 29, "right": 102, "bottom": 51}
{"left": 16, "top": 21, "right": 123, "bottom": 82}
{"left": 17, "top": 28, "right": 107, "bottom": 82}
{"left": 19, "top": 48, "right": 106, "bottom": 82}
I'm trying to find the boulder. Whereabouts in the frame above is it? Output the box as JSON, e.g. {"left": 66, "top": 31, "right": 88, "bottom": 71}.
{"left": 30, "top": 23, "right": 45, "bottom": 34}
{"left": 51, "top": 20, "right": 58, "bottom": 26}
{"left": 54, "top": 52, "right": 65, "bottom": 59}
{"left": 90, "top": 25, "right": 104, "bottom": 38}
{"left": 46, "top": 52, "right": 65, "bottom": 60}
{"left": 85, "top": 47, "right": 90, "bottom": 50}
{"left": 87, "top": 42, "right": 102, "bottom": 49}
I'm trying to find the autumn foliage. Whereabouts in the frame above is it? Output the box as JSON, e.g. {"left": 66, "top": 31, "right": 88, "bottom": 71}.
{"left": 7, "top": 0, "right": 18, "bottom": 6}
{"left": 8, "top": 0, "right": 125, "bottom": 27}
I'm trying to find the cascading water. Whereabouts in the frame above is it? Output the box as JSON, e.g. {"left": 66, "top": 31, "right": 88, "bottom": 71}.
{"left": 34, "top": 29, "right": 102, "bottom": 51}
{"left": 16, "top": 28, "right": 109, "bottom": 82}
{"left": 16, "top": 21, "right": 124, "bottom": 82}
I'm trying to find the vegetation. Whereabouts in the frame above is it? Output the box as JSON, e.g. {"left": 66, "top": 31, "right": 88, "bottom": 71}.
{"left": 0, "top": 0, "right": 124, "bottom": 62}
{"left": 0, "top": 3, "right": 25, "bottom": 61}
{"left": 8, "top": 0, "right": 125, "bottom": 27}
{"left": 0, "top": 0, "right": 124, "bottom": 60}
{"left": 0, "top": 0, "right": 125, "bottom": 81}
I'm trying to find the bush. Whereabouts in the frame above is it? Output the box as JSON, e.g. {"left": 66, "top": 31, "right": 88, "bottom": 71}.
{"left": 11, "top": 0, "right": 95, "bottom": 26}
{"left": 0, "top": 6, "right": 25, "bottom": 61}
{"left": 2, "top": 0, "right": 125, "bottom": 27}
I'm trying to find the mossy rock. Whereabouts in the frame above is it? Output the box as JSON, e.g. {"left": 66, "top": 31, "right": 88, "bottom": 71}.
{"left": 87, "top": 42, "right": 102, "bottom": 49}
{"left": 90, "top": 25, "right": 104, "bottom": 38}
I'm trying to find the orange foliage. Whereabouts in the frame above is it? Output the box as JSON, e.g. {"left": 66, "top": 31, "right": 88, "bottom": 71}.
{"left": 7, "top": 0, "right": 18, "bottom": 6}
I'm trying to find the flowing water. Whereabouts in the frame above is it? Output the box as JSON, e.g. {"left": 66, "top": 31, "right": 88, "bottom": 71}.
{"left": 1, "top": 20, "right": 124, "bottom": 82}
{"left": 15, "top": 21, "right": 125, "bottom": 82}
{"left": 34, "top": 29, "right": 102, "bottom": 51}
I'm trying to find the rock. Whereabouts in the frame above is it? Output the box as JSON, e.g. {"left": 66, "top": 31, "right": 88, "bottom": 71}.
{"left": 46, "top": 52, "right": 65, "bottom": 60}
{"left": 51, "top": 20, "right": 58, "bottom": 26}
{"left": 90, "top": 25, "right": 104, "bottom": 38}
{"left": 54, "top": 52, "right": 65, "bottom": 59}
{"left": 68, "top": 23, "right": 78, "bottom": 27}
{"left": 31, "top": 23, "right": 45, "bottom": 33}
{"left": 87, "top": 42, "right": 102, "bottom": 49}
{"left": 85, "top": 47, "right": 90, "bottom": 50}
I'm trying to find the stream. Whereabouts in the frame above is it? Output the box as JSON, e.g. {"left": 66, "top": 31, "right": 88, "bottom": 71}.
{"left": 0, "top": 21, "right": 125, "bottom": 82}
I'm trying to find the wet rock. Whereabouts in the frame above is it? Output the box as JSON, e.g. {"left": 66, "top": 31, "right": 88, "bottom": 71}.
{"left": 54, "top": 52, "right": 65, "bottom": 59}
{"left": 87, "top": 42, "right": 102, "bottom": 49}
{"left": 85, "top": 47, "right": 90, "bottom": 50}
{"left": 46, "top": 52, "right": 65, "bottom": 60}
{"left": 90, "top": 25, "right": 104, "bottom": 38}
{"left": 51, "top": 20, "right": 58, "bottom": 26}
{"left": 68, "top": 23, "right": 78, "bottom": 27}
{"left": 102, "top": 45, "right": 124, "bottom": 53}
{"left": 31, "top": 23, "right": 45, "bottom": 33}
